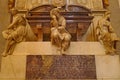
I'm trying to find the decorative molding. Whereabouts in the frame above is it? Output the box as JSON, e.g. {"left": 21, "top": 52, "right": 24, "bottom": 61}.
{"left": 91, "top": 9, "right": 107, "bottom": 16}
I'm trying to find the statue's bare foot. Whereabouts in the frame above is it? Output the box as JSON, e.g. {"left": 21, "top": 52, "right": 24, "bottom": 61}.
{"left": 62, "top": 53, "right": 67, "bottom": 56}
{"left": 57, "top": 47, "right": 62, "bottom": 55}
{"left": 106, "top": 51, "right": 115, "bottom": 56}
{"left": 8, "top": 51, "right": 12, "bottom": 55}
{"left": 2, "top": 52, "right": 8, "bottom": 57}
{"left": 61, "top": 49, "right": 66, "bottom": 55}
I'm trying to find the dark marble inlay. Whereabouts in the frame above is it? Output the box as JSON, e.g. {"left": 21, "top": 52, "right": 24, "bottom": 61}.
{"left": 26, "top": 55, "right": 96, "bottom": 80}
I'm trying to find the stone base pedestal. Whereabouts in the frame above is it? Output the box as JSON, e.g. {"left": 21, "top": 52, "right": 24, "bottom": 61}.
{"left": 0, "top": 42, "right": 120, "bottom": 80}
{"left": 13, "top": 42, "right": 105, "bottom": 55}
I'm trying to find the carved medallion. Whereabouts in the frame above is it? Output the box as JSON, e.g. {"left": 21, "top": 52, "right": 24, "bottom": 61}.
{"left": 51, "top": 0, "right": 66, "bottom": 7}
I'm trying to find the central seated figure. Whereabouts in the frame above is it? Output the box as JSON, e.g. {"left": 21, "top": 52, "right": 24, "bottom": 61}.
{"left": 50, "top": 8, "right": 71, "bottom": 54}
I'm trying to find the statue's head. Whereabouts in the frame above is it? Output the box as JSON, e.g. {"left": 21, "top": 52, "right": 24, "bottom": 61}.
{"left": 10, "top": 8, "right": 18, "bottom": 16}
{"left": 50, "top": 8, "right": 60, "bottom": 18}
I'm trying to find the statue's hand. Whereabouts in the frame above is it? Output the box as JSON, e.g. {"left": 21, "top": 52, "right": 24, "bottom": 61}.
{"left": 2, "top": 31, "right": 9, "bottom": 39}
{"left": 7, "top": 25, "right": 11, "bottom": 29}
{"left": 2, "top": 33, "right": 8, "bottom": 39}
{"left": 7, "top": 35, "right": 12, "bottom": 40}
{"left": 58, "top": 26, "right": 64, "bottom": 30}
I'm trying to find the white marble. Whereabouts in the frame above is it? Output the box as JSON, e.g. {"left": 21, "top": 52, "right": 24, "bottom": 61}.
{"left": 13, "top": 42, "right": 105, "bottom": 55}
{"left": 97, "top": 79, "right": 102, "bottom": 80}
{"left": 0, "top": 56, "right": 26, "bottom": 80}
{"left": 0, "top": 53, "right": 120, "bottom": 80}
{"left": 95, "top": 55, "right": 120, "bottom": 79}
{"left": 102, "top": 79, "right": 120, "bottom": 80}
{"left": 0, "top": 42, "right": 120, "bottom": 80}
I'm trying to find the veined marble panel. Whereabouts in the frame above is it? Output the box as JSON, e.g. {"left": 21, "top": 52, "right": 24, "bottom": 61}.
{"left": 26, "top": 55, "right": 96, "bottom": 80}
{"left": 0, "top": 55, "right": 119, "bottom": 80}
{"left": 91, "top": 0, "right": 103, "bottom": 9}
{"left": 0, "top": 56, "right": 26, "bottom": 80}
{"left": 15, "top": 0, "right": 27, "bottom": 10}
{"left": 95, "top": 55, "right": 120, "bottom": 79}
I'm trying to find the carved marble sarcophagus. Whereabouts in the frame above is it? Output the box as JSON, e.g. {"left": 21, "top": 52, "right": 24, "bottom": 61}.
{"left": 26, "top": 4, "right": 93, "bottom": 41}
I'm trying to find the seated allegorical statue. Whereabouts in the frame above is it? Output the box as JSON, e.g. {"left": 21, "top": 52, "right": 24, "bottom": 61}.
{"left": 96, "top": 11, "right": 119, "bottom": 55}
{"left": 50, "top": 8, "right": 71, "bottom": 54}
{"left": 2, "top": 8, "right": 37, "bottom": 57}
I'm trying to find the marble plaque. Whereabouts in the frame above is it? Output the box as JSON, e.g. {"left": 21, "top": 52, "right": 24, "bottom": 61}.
{"left": 26, "top": 55, "right": 96, "bottom": 80}
{"left": 92, "top": 0, "right": 103, "bottom": 9}
{"left": 15, "top": 0, "right": 43, "bottom": 10}
{"left": 15, "top": 0, "right": 26, "bottom": 10}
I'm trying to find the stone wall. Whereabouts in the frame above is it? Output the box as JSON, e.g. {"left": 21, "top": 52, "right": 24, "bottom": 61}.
{"left": 0, "top": 0, "right": 10, "bottom": 53}
{"left": 0, "top": 0, "right": 10, "bottom": 66}
{"left": 109, "top": 0, "right": 120, "bottom": 54}
{"left": 109, "top": 0, "right": 120, "bottom": 37}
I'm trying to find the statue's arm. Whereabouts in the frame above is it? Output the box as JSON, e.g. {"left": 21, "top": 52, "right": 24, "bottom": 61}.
{"left": 58, "top": 18, "right": 66, "bottom": 30}
{"left": 109, "top": 24, "right": 114, "bottom": 33}
{"left": 61, "top": 18, "right": 66, "bottom": 27}
{"left": 9, "top": 26, "right": 24, "bottom": 40}
{"left": 7, "top": 16, "right": 20, "bottom": 29}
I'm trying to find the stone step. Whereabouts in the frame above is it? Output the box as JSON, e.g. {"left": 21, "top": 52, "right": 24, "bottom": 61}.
{"left": 13, "top": 42, "right": 105, "bottom": 55}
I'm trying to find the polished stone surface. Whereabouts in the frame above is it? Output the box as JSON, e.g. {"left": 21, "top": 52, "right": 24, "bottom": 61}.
{"left": 26, "top": 55, "right": 96, "bottom": 80}
{"left": 95, "top": 55, "right": 120, "bottom": 79}
{"left": 0, "top": 55, "right": 120, "bottom": 80}
{"left": 13, "top": 42, "right": 105, "bottom": 55}
{"left": 0, "top": 42, "right": 120, "bottom": 80}
{"left": 0, "top": 56, "right": 26, "bottom": 80}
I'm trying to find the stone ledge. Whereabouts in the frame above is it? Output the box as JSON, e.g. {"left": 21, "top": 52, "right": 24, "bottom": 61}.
{"left": 13, "top": 42, "right": 105, "bottom": 55}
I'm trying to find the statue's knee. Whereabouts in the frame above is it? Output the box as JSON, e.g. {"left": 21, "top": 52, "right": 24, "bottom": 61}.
{"left": 65, "top": 35, "right": 71, "bottom": 41}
